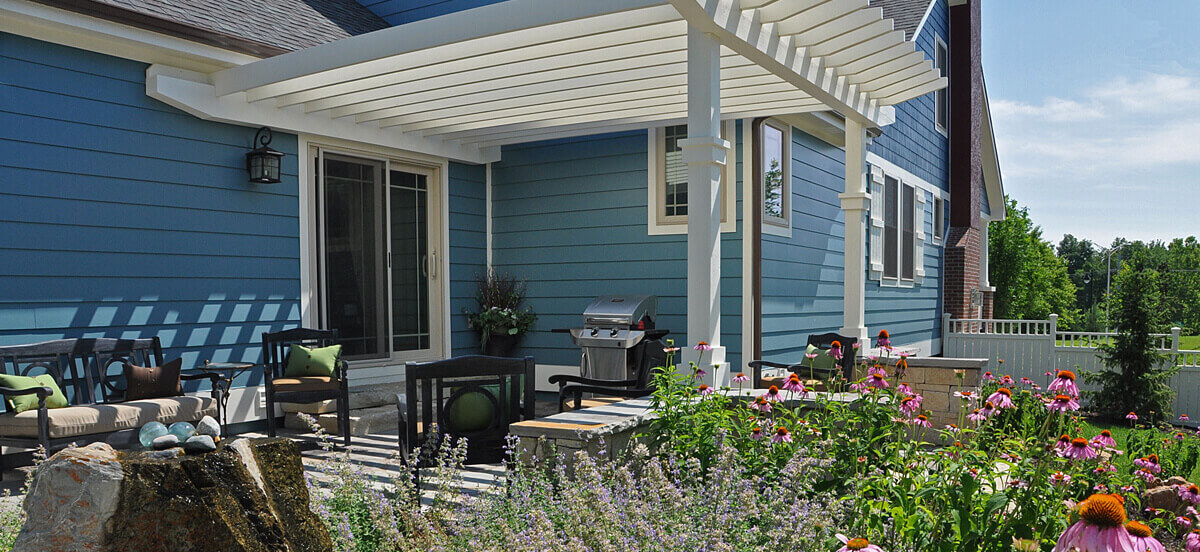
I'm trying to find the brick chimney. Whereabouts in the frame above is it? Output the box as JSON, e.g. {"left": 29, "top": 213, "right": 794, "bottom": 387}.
{"left": 943, "top": 0, "right": 990, "bottom": 320}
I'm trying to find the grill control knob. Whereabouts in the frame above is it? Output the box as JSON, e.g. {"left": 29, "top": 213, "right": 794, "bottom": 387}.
{"left": 590, "top": 328, "right": 599, "bottom": 337}
{"left": 610, "top": 328, "right": 619, "bottom": 337}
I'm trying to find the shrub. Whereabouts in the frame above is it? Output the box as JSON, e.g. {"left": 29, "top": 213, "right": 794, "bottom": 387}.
{"left": 1086, "top": 259, "right": 1176, "bottom": 423}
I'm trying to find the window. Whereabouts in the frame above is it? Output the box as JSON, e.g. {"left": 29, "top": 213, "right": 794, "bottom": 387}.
{"left": 933, "top": 197, "right": 945, "bottom": 242}
{"left": 314, "top": 147, "right": 442, "bottom": 362}
{"left": 647, "top": 122, "right": 736, "bottom": 235}
{"left": 902, "top": 183, "right": 915, "bottom": 280}
{"left": 935, "top": 36, "right": 949, "bottom": 134}
{"left": 883, "top": 175, "right": 899, "bottom": 279}
{"left": 761, "top": 121, "right": 790, "bottom": 227}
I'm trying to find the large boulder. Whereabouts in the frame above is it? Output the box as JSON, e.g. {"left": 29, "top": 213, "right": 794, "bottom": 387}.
{"left": 13, "top": 438, "right": 331, "bottom": 552}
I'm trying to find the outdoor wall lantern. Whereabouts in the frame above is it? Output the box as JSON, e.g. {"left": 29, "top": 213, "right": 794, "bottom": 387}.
{"left": 246, "top": 126, "right": 284, "bottom": 184}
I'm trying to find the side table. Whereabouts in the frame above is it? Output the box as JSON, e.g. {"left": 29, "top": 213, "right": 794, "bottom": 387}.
{"left": 198, "top": 361, "right": 255, "bottom": 436}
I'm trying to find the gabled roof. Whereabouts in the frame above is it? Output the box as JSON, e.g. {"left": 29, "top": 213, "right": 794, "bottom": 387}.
{"left": 34, "top": 0, "right": 389, "bottom": 57}
{"left": 869, "top": 0, "right": 932, "bottom": 41}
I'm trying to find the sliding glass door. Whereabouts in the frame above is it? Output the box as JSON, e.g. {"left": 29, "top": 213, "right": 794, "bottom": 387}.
{"left": 315, "top": 148, "right": 442, "bottom": 363}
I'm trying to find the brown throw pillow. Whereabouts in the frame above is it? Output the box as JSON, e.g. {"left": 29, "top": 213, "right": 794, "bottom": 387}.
{"left": 123, "top": 358, "right": 183, "bottom": 400}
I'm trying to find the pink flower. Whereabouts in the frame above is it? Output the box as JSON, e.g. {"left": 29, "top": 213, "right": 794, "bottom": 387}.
{"left": 1044, "top": 370, "right": 1054, "bottom": 377}
{"left": 876, "top": 330, "right": 891, "bottom": 350}
{"left": 1180, "top": 517, "right": 1194, "bottom": 529}
{"left": 852, "top": 342, "right": 862, "bottom": 350}
{"left": 804, "top": 353, "right": 818, "bottom": 360}
{"left": 732, "top": 372, "right": 749, "bottom": 384}
{"left": 1059, "top": 438, "right": 1097, "bottom": 461}
{"left": 1000, "top": 374, "right": 1015, "bottom": 386}
{"left": 899, "top": 395, "right": 923, "bottom": 416}
{"left": 898, "top": 382, "right": 915, "bottom": 396}
{"left": 967, "top": 408, "right": 987, "bottom": 423}
{"left": 1050, "top": 472, "right": 1072, "bottom": 487}
{"left": 1048, "top": 370, "right": 1080, "bottom": 397}
{"left": 749, "top": 397, "right": 773, "bottom": 413}
{"left": 1047, "top": 394, "right": 1080, "bottom": 413}
{"left": 1054, "top": 494, "right": 1135, "bottom": 552}
{"left": 1021, "top": 377, "right": 1034, "bottom": 386}
{"left": 1091, "top": 430, "right": 1117, "bottom": 449}
{"left": 697, "top": 384, "right": 714, "bottom": 397}
{"left": 836, "top": 534, "right": 884, "bottom": 552}
{"left": 1134, "top": 455, "right": 1162, "bottom": 474}
{"left": 1127, "top": 412, "right": 1139, "bottom": 421}
{"left": 1055, "top": 434, "right": 1073, "bottom": 452}
{"left": 763, "top": 386, "right": 782, "bottom": 402}
{"left": 782, "top": 374, "right": 808, "bottom": 396}
{"left": 1179, "top": 484, "right": 1200, "bottom": 505}
{"left": 1187, "top": 530, "right": 1200, "bottom": 552}
{"left": 987, "top": 388, "right": 1015, "bottom": 409}
{"left": 1183, "top": 414, "right": 1191, "bottom": 422}
{"left": 829, "top": 341, "right": 844, "bottom": 361}
{"left": 866, "top": 373, "right": 889, "bottom": 389}
{"left": 749, "top": 427, "right": 764, "bottom": 440}
{"left": 954, "top": 390, "right": 977, "bottom": 401}
{"left": 771, "top": 426, "right": 792, "bottom": 444}
{"left": 693, "top": 342, "right": 712, "bottom": 351}
{"left": 982, "top": 371, "right": 995, "bottom": 382}
{"left": 1136, "top": 469, "right": 1159, "bottom": 485}
{"left": 909, "top": 414, "right": 932, "bottom": 428}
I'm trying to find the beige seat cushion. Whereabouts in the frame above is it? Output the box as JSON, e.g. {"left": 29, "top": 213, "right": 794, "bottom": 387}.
{"left": 273, "top": 376, "right": 339, "bottom": 393}
{"left": 0, "top": 396, "right": 217, "bottom": 439}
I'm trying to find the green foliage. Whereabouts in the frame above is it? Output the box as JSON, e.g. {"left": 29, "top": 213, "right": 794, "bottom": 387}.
{"left": 1085, "top": 259, "right": 1177, "bottom": 423}
{"left": 463, "top": 269, "right": 537, "bottom": 349}
{"left": 989, "top": 197, "right": 1078, "bottom": 327}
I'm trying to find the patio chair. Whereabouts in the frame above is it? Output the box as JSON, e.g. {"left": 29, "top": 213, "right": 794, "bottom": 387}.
{"left": 548, "top": 329, "right": 670, "bottom": 412}
{"left": 397, "top": 355, "right": 535, "bottom": 467}
{"left": 261, "top": 328, "right": 351, "bottom": 447}
{"left": 748, "top": 332, "right": 858, "bottom": 388}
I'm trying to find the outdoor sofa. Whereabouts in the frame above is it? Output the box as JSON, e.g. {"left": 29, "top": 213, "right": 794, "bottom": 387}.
{"left": 0, "top": 337, "right": 221, "bottom": 465}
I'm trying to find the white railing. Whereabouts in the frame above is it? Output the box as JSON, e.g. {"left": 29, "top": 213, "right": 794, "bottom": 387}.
{"left": 943, "top": 313, "right": 1200, "bottom": 420}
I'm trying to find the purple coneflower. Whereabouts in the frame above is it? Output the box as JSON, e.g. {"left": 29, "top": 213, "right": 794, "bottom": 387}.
{"left": 836, "top": 534, "right": 884, "bottom": 552}
{"left": 1055, "top": 434, "right": 1072, "bottom": 452}
{"left": 829, "top": 340, "right": 844, "bottom": 361}
{"left": 693, "top": 341, "right": 712, "bottom": 351}
{"left": 899, "top": 395, "right": 923, "bottom": 416}
{"left": 1178, "top": 432, "right": 1188, "bottom": 442}
{"left": 749, "top": 396, "right": 772, "bottom": 413}
{"left": 1047, "top": 394, "right": 1080, "bottom": 413}
{"left": 1021, "top": 377, "right": 1034, "bottom": 386}
{"left": 982, "top": 371, "right": 995, "bottom": 382}
{"left": 782, "top": 374, "right": 808, "bottom": 396}
{"left": 954, "top": 390, "right": 977, "bottom": 401}
{"left": 1053, "top": 494, "right": 1135, "bottom": 552}
{"left": 1180, "top": 517, "right": 1194, "bottom": 529}
{"left": 1136, "top": 469, "right": 1158, "bottom": 485}
{"left": 1048, "top": 370, "right": 1080, "bottom": 397}
{"left": 898, "top": 382, "right": 915, "bottom": 396}
{"left": 1134, "top": 454, "right": 1162, "bottom": 474}
{"left": 1091, "top": 430, "right": 1117, "bottom": 449}
{"left": 876, "top": 329, "right": 892, "bottom": 350}
{"left": 1187, "top": 529, "right": 1200, "bottom": 552}
{"left": 1183, "top": 414, "right": 1191, "bottom": 422}
{"left": 910, "top": 414, "right": 931, "bottom": 428}
{"left": 1050, "top": 472, "right": 1071, "bottom": 487}
{"left": 1127, "top": 412, "right": 1139, "bottom": 421}
{"left": 967, "top": 408, "right": 987, "bottom": 423}
{"left": 1179, "top": 484, "right": 1200, "bottom": 505}
{"left": 750, "top": 426, "right": 764, "bottom": 440}
{"left": 988, "top": 388, "right": 1016, "bottom": 409}
{"left": 771, "top": 426, "right": 792, "bottom": 444}
{"left": 764, "top": 385, "right": 782, "bottom": 402}
{"left": 866, "top": 373, "right": 889, "bottom": 389}
{"left": 732, "top": 372, "right": 749, "bottom": 384}
{"left": 697, "top": 384, "right": 714, "bottom": 397}
{"left": 1000, "top": 374, "right": 1015, "bottom": 386}
{"left": 1060, "top": 437, "right": 1097, "bottom": 461}
{"left": 944, "top": 423, "right": 960, "bottom": 433}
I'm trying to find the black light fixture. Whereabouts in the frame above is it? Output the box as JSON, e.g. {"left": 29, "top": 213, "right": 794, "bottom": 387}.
{"left": 246, "top": 126, "right": 284, "bottom": 184}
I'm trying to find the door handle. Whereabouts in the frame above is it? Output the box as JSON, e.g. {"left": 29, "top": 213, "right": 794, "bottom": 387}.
{"left": 429, "top": 249, "right": 438, "bottom": 279}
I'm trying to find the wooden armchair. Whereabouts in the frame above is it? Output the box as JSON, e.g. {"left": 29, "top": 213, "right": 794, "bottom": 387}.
{"left": 749, "top": 332, "right": 858, "bottom": 388}
{"left": 261, "top": 328, "right": 350, "bottom": 447}
{"left": 397, "top": 355, "right": 535, "bottom": 466}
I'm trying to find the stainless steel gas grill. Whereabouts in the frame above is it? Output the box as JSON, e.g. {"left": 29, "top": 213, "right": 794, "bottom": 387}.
{"left": 563, "top": 295, "right": 664, "bottom": 381}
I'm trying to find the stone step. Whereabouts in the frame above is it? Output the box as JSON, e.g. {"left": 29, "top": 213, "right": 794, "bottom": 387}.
{"left": 284, "top": 405, "right": 399, "bottom": 436}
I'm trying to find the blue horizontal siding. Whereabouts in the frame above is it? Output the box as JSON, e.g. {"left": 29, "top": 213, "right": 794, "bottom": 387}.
{"left": 868, "top": 0, "right": 950, "bottom": 193}
{"left": 448, "top": 162, "right": 487, "bottom": 356}
{"left": 0, "top": 33, "right": 301, "bottom": 390}
{"left": 357, "top": 0, "right": 507, "bottom": 25}
{"left": 491, "top": 128, "right": 744, "bottom": 370}
{"left": 865, "top": 187, "right": 943, "bottom": 351}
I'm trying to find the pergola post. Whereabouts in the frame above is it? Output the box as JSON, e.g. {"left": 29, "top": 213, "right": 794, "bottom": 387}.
{"left": 680, "top": 26, "right": 728, "bottom": 383}
{"left": 839, "top": 117, "right": 871, "bottom": 348}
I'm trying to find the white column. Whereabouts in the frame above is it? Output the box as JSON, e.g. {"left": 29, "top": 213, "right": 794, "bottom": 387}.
{"left": 839, "top": 118, "right": 870, "bottom": 348}
{"left": 680, "top": 27, "right": 729, "bottom": 384}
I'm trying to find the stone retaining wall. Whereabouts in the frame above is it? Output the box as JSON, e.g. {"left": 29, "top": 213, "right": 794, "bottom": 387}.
{"left": 857, "top": 356, "right": 987, "bottom": 427}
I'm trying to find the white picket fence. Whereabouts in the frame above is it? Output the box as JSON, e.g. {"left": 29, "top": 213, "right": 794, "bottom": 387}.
{"left": 942, "top": 314, "right": 1200, "bottom": 420}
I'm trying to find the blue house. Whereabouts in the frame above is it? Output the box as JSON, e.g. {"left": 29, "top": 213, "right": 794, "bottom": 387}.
{"left": 0, "top": 0, "right": 1001, "bottom": 426}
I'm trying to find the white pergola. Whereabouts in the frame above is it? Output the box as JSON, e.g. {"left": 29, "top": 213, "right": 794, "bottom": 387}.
{"left": 149, "top": 0, "right": 945, "bottom": 369}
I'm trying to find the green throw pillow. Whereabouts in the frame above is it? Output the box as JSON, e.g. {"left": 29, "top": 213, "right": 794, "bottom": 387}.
{"left": 284, "top": 344, "right": 342, "bottom": 377}
{"left": 0, "top": 374, "right": 68, "bottom": 413}
{"left": 445, "top": 391, "right": 495, "bottom": 433}
{"left": 805, "top": 344, "right": 838, "bottom": 373}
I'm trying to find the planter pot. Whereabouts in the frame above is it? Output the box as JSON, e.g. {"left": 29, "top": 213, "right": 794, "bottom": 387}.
{"left": 483, "top": 332, "right": 522, "bottom": 357}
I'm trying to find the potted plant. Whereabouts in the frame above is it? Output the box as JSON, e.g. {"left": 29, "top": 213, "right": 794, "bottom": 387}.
{"left": 464, "top": 269, "right": 537, "bottom": 357}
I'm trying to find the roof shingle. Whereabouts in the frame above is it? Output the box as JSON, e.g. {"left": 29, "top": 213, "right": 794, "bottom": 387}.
{"left": 870, "top": 0, "right": 933, "bottom": 41}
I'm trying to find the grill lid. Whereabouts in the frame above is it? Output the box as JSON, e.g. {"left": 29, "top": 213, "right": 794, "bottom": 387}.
{"left": 582, "top": 295, "right": 657, "bottom": 327}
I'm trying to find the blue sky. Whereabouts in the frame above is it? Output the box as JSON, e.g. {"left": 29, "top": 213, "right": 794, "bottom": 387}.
{"left": 980, "top": 1, "right": 1200, "bottom": 247}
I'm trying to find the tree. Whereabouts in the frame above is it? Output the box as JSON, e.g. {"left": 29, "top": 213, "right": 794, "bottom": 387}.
{"left": 1057, "top": 234, "right": 1096, "bottom": 311}
{"left": 1163, "top": 237, "right": 1200, "bottom": 334}
{"left": 1085, "top": 258, "right": 1175, "bottom": 423}
{"left": 988, "top": 197, "right": 1078, "bottom": 327}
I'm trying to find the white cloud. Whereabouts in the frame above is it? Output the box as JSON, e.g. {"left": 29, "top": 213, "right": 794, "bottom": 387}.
{"left": 991, "top": 97, "right": 1103, "bottom": 122}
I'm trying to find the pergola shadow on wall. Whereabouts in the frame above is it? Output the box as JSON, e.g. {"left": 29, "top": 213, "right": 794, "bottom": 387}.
{"left": 149, "top": 0, "right": 945, "bottom": 372}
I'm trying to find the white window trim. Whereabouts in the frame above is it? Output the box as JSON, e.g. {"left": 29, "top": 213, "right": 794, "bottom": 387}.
{"left": 866, "top": 153, "right": 944, "bottom": 288}
{"left": 932, "top": 196, "right": 945, "bottom": 245}
{"left": 760, "top": 119, "right": 791, "bottom": 237}
{"left": 647, "top": 120, "right": 737, "bottom": 236}
{"left": 298, "top": 134, "right": 451, "bottom": 371}
{"left": 934, "top": 34, "right": 949, "bottom": 137}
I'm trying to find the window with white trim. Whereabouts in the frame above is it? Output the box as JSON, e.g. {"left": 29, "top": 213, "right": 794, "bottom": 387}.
{"left": 760, "top": 120, "right": 790, "bottom": 228}
{"left": 647, "top": 122, "right": 736, "bottom": 235}
{"left": 933, "top": 196, "right": 945, "bottom": 242}
{"left": 869, "top": 165, "right": 926, "bottom": 286}
{"left": 935, "top": 35, "right": 949, "bottom": 134}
